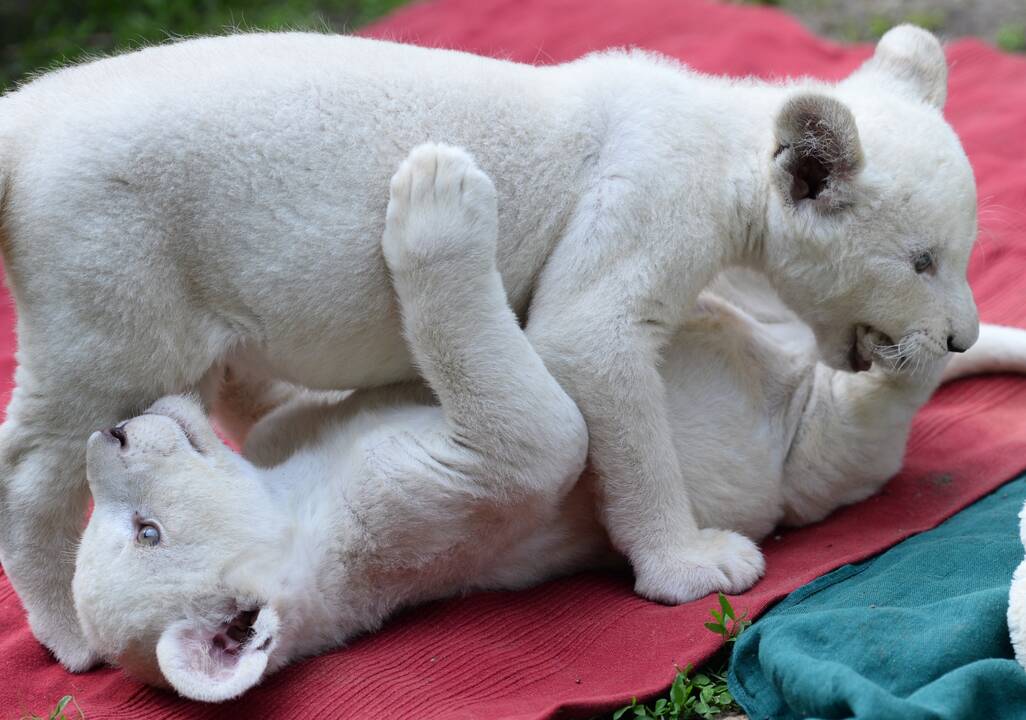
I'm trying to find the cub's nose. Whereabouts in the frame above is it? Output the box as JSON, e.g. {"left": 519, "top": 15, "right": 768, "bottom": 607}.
{"left": 103, "top": 425, "right": 128, "bottom": 448}
{"left": 947, "top": 336, "right": 967, "bottom": 353}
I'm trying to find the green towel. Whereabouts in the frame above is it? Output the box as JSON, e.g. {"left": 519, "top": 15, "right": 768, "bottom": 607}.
{"left": 729, "top": 474, "right": 1026, "bottom": 720}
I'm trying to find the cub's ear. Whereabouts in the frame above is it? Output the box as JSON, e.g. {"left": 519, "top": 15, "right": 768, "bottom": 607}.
{"left": 772, "top": 93, "right": 864, "bottom": 211}
{"left": 856, "top": 24, "right": 947, "bottom": 109}
{"left": 156, "top": 606, "right": 280, "bottom": 703}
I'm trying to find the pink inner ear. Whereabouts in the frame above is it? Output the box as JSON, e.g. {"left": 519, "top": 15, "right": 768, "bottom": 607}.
{"left": 173, "top": 608, "right": 264, "bottom": 679}
{"left": 211, "top": 632, "right": 244, "bottom": 657}
{"left": 159, "top": 607, "right": 278, "bottom": 701}
{"left": 211, "top": 608, "right": 260, "bottom": 656}
{"left": 174, "top": 625, "right": 240, "bottom": 681}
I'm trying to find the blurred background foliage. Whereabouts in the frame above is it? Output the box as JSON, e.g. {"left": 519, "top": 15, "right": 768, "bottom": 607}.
{"left": 0, "top": 0, "right": 409, "bottom": 91}
{"left": 1, "top": 0, "right": 1024, "bottom": 93}
{"left": 759, "top": 0, "right": 1026, "bottom": 49}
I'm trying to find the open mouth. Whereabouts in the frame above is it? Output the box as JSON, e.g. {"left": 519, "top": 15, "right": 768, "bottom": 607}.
{"left": 848, "top": 325, "right": 893, "bottom": 373}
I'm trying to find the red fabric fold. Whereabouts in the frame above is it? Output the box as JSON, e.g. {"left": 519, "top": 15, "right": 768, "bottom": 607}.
{"left": 2, "top": 1, "right": 1025, "bottom": 717}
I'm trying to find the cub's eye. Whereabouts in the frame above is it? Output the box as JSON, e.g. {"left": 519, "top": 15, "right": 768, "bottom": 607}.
{"left": 136, "top": 522, "right": 161, "bottom": 547}
{"left": 913, "top": 250, "right": 935, "bottom": 274}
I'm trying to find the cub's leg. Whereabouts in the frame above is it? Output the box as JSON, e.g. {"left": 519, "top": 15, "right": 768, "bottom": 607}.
{"left": 0, "top": 364, "right": 195, "bottom": 670}
{"left": 780, "top": 324, "right": 1026, "bottom": 525}
{"left": 779, "top": 348, "right": 945, "bottom": 526}
{"left": 525, "top": 222, "right": 765, "bottom": 603}
{"left": 0, "top": 301, "right": 226, "bottom": 669}
{"left": 361, "top": 143, "right": 587, "bottom": 566}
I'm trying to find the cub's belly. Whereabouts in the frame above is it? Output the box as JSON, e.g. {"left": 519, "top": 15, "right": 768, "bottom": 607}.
{"left": 234, "top": 271, "right": 416, "bottom": 391}
{"left": 264, "top": 318, "right": 415, "bottom": 390}
{"left": 229, "top": 217, "right": 552, "bottom": 392}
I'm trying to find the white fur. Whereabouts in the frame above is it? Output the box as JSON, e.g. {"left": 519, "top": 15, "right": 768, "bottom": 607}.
{"left": 73, "top": 149, "right": 1020, "bottom": 701}
{"left": 74, "top": 149, "right": 589, "bottom": 699}
{"left": 1011, "top": 501, "right": 1026, "bottom": 671}
{"left": 3, "top": 26, "right": 978, "bottom": 667}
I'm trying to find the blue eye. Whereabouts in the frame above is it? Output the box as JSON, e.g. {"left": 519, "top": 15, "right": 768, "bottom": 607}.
{"left": 136, "top": 523, "right": 161, "bottom": 546}
{"left": 914, "top": 251, "right": 935, "bottom": 274}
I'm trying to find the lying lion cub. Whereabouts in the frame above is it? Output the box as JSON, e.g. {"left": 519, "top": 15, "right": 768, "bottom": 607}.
{"left": 74, "top": 150, "right": 1021, "bottom": 702}
{"left": 0, "top": 24, "right": 980, "bottom": 667}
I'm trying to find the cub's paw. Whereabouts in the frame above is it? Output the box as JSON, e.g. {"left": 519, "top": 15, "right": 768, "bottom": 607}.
{"left": 632, "top": 528, "right": 765, "bottom": 605}
{"left": 382, "top": 143, "right": 498, "bottom": 275}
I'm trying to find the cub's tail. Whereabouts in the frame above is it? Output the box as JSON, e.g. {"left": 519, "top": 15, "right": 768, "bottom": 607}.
{"left": 941, "top": 324, "right": 1026, "bottom": 384}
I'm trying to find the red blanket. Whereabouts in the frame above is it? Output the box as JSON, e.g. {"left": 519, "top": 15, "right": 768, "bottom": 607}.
{"left": 2, "top": 1, "right": 1025, "bottom": 718}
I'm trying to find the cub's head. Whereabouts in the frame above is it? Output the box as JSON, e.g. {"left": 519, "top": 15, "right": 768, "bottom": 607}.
{"left": 763, "top": 25, "right": 978, "bottom": 372}
{"left": 74, "top": 395, "right": 285, "bottom": 702}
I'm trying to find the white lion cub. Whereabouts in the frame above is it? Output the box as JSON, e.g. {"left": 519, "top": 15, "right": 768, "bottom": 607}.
{"left": 4, "top": 25, "right": 978, "bottom": 668}
{"left": 74, "top": 151, "right": 590, "bottom": 702}
{"left": 75, "top": 150, "right": 1024, "bottom": 702}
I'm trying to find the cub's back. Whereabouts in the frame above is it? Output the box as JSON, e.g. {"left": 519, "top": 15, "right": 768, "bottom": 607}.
{"left": 0, "top": 33, "right": 593, "bottom": 388}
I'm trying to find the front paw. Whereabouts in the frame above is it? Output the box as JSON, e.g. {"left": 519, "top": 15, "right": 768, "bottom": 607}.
{"left": 632, "top": 528, "right": 765, "bottom": 604}
{"left": 382, "top": 142, "right": 498, "bottom": 275}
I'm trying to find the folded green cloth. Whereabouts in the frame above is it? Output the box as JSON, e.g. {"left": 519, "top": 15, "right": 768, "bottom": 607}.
{"left": 729, "top": 474, "right": 1026, "bottom": 720}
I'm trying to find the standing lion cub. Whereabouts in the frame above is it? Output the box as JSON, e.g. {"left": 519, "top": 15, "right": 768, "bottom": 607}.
{"left": 1, "top": 25, "right": 977, "bottom": 669}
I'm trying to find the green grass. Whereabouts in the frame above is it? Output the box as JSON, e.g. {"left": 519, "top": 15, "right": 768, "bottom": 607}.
{"left": 0, "top": 0, "right": 410, "bottom": 92}
{"left": 996, "top": 23, "right": 1026, "bottom": 53}
{"left": 608, "top": 594, "right": 751, "bottom": 720}
{"left": 864, "top": 9, "right": 946, "bottom": 42}
{"left": 22, "top": 695, "right": 84, "bottom": 720}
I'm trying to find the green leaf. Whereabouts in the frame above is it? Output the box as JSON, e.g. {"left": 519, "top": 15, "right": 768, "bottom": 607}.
{"left": 704, "top": 622, "right": 726, "bottom": 636}
{"left": 654, "top": 698, "right": 668, "bottom": 713}
{"left": 614, "top": 698, "right": 639, "bottom": 719}
{"left": 718, "top": 690, "right": 733, "bottom": 704}
{"left": 670, "top": 674, "right": 686, "bottom": 706}
{"left": 718, "top": 593, "right": 735, "bottom": 621}
{"left": 53, "top": 697, "right": 73, "bottom": 715}
{"left": 693, "top": 673, "right": 710, "bottom": 686}
{"left": 44, "top": 696, "right": 81, "bottom": 720}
